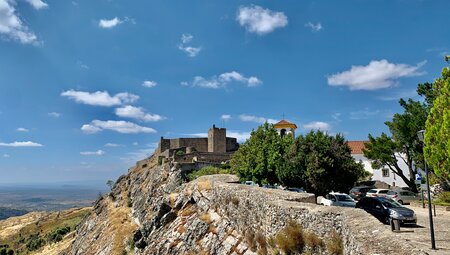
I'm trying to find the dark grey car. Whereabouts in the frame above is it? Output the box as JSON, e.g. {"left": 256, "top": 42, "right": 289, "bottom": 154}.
{"left": 356, "top": 197, "right": 417, "bottom": 225}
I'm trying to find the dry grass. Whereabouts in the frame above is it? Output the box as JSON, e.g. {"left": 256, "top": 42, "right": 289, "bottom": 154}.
{"left": 304, "top": 232, "right": 324, "bottom": 251}
{"left": 177, "top": 224, "right": 186, "bottom": 234}
{"left": 199, "top": 213, "right": 212, "bottom": 224}
{"left": 255, "top": 232, "right": 267, "bottom": 255}
{"left": 197, "top": 180, "right": 212, "bottom": 191}
{"left": 326, "top": 231, "right": 343, "bottom": 255}
{"left": 169, "top": 193, "right": 179, "bottom": 207}
{"left": 179, "top": 205, "right": 197, "bottom": 217}
{"left": 245, "top": 229, "right": 257, "bottom": 252}
{"left": 274, "top": 220, "right": 304, "bottom": 254}
{"left": 106, "top": 203, "right": 139, "bottom": 255}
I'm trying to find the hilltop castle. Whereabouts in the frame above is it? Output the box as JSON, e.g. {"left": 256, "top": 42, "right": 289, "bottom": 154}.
{"left": 154, "top": 125, "right": 239, "bottom": 169}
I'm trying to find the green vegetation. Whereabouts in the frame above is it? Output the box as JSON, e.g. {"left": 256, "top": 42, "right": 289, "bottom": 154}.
{"left": 106, "top": 179, "right": 114, "bottom": 190}
{"left": 187, "top": 166, "right": 232, "bottom": 181}
{"left": 230, "top": 123, "right": 366, "bottom": 195}
{"left": 175, "top": 150, "right": 185, "bottom": 156}
{"left": 433, "top": 191, "right": 450, "bottom": 206}
{"left": 0, "top": 208, "right": 91, "bottom": 254}
{"left": 424, "top": 66, "right": 450, "bottom": 181}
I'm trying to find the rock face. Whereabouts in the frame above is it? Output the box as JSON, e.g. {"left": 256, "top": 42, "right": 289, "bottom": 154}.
{"left": 68, "top": 155, "right": 429, "bottom": 255}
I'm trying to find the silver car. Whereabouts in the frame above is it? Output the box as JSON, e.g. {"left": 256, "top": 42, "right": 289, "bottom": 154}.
{"left": 386, "top": 190, "right": 419, "bottom": 205}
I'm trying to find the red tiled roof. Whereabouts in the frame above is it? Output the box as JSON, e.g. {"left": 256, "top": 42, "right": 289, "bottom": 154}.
{"left": 275, "top": 119, "right": 294, "bottom": 125}
{"left": 347, "top": 141, "right": 368, "bottom": 154}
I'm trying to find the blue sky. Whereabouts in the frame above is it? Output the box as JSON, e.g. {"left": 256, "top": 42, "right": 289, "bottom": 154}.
{"left": 0, "top": 0, "right": 449, "bottom": 184}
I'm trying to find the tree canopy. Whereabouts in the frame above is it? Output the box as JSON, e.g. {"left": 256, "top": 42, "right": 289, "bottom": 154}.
{"left": 231, "top": 124, "right": 366, "bottom": 195}
{"left": 424, "top": 67, "right": 450, "bottom": 181}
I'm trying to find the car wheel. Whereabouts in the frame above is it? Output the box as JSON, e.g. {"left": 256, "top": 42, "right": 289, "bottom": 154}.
{"left": 384, "top": 217, "right": 391, "bottom": 225}
{"left": 398, "top": 200, "right": 403, "bottom": 205}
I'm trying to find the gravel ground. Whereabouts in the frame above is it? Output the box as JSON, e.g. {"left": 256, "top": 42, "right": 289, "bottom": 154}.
{"left": 395, "top": 203, "right": 450, "bottom": 255}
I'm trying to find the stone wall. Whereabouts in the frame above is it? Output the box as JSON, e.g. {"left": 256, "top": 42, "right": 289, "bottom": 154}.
{"left": 208, "top": 126, "right": 226, "bottom": 153}
{"left": 225, "top": 137, "right": 238, "bottom": 152}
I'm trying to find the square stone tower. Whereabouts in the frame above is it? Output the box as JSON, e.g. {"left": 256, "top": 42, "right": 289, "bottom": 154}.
{"left": 208, "top": 124, "right": 226, "bottom": 153}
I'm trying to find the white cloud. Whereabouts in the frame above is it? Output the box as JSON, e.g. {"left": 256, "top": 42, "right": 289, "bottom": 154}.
{"left": 99, "top": 17, "right": 122, "bottom": 28}
{"left": 332, "top": 113, "right": 341, "bottom": 122}
{"left": 178, "top": 45, "right": 202, "bottom": 57}
{"left": 16, "top": 127, "right": 29, "bottom": 132}
{"left": 0, "top": 141, "right": 43, "bottom": 147}
{"left": 48, "top": 112, "right": 61, "bottom": 117}
{"left": 350, "top": 108, "right": 381, "bottom": 120}
{"left": 327, "top": 59, "right": 426, "bottom": 90}
{"left": 80, "top": 150, "right": 105, "bottom": 156}
{"left": 2, "top": 153, "right": 10, "bottom": 158}
{"left": 377, "top": 89, "right": 418, "bottom": 101}
{"left": 61, "top": 90, "right": 139, "bottom": 107}
{"left": 81, "top": 120, "right": 157, "bottom": 134}
{"left": 303, "top": 121, "right": 331, "bottom": 131}
{"left": 305, "top": 22, "right": 322, "bottom": 32}
{"left": 132, "top": 142, "right": 139, "bottom": 146}
{"left": 227, "top": 131, "right": 251, "bottom": 143}
{"left": 25, "top": 0, "right": 48, "bottom": 10}
{"left": 181, "top": 33, "right": 193, "bottom": 44}
{"left": 239, "top": 114, "right": 277, "bottom": 124}
{"left": 115, "top": 105, "right": 164, "bottom": 122}
{"left": 221, "top": 114, "right": 232, "bottom": 121}
{"left": 142, "top": 80, "right": 157, "bottom": 88}
{"left": 186, "top": 71, "right": 262, "bottom": 89}
{"left": 178, "top": 33, "right": 201, "bottom": 57}
{"left": 0, "top": 0, "right": 39, "bottom": 44}
{"left": 237, "top": 5, "right": 288, "bottom": 35}
{"left": 104, "top": 143, "right": 120, "bottom": 147}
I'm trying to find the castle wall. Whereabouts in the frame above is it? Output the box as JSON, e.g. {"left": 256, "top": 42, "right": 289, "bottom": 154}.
{"left": 208, "top": 126, "right": 226, "bottom": 153}
{"left": 225, "top": 137, "right": 238, "bottom": 152}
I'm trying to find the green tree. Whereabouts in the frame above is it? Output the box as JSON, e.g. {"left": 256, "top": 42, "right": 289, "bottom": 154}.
{"left": 282, "top": 131, "right": 366, "bottom": 195}
{"left": 424, "top": 66, "right": 450, "bottom": 181}
{"left": 230, "top": 122, "right": 293, "bottom": 184}
{"left": 106, "top": 180, "right": 114, "bottom": 190}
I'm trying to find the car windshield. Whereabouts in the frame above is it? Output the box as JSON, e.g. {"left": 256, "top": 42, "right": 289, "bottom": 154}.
{"left": 380, "top": 199, "right": 402, "bottom": 208}
{"left": 336, "top": 195, "right": 353, "bottom": 201}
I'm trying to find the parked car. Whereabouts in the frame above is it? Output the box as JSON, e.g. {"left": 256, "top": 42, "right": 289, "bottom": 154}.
{"left": 286, "top": 187, "right": 306, "bottom": 193}
{"left": 317, "top": 192, "right": 356, "bottom": 207}
{"left": 366, "top": 189, "right": 390, "bottom": 198}
{"left": 356, "top": 197, "right": 417, "bottom": 225}
{"left": 386, "top": 190, "right": 419, "bottom": 205}
{"left": 349, "top": 186, "right": 375, "bottom": 200}
{"left": 242, "top": 181, "right": 259, "bottom": 186}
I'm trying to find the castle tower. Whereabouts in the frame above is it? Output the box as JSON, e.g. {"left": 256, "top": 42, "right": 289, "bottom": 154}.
{"left": 274, "top": 120, "right": 297, "bottom": 137}
{"left": 208, "top": 124, "right": 226, "bottom": 153}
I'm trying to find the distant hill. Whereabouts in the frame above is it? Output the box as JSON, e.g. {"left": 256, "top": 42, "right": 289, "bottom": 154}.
{"left": 0, "top": 207, "right": 28, "bottom": 220}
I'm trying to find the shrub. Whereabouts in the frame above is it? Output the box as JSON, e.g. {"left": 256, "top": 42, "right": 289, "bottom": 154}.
{"left": 245, "top": 230, "right": 257, "bottom": 252}
{"left": 434, "top": 191, "right": 450, "bottom": 206}
{"left": 175, "top": 150, "right": 185, "bottom": 156}
{"left": 188, "top": 166, "right": 232, "bottom": 181}
{"left": 304, "top": 232, "right": 324, "bottom": 251}
{"left": 127, "top": 197, "right": 133, "bottom": 207}
{"left": 326, "top": 231, "right": 343, "bottom": 255}
{"left": 26, "top": 234, "right": 45, "bottom": 252}
{"left": 47, "top": 226, "right": 71, "bottom": 243}
{"left": 275, "top": 220, "right": 304, "bottom": 254}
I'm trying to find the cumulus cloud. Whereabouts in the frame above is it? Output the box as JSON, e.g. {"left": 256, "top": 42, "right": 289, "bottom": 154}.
{"left": 104, "top": 143, "right": 120, "bottom": 147}
{"left": 237, "top": 5, "right": 288, "bottom": 35}
{"left": 142, "top": 80, "right": 157, "bottom": 88}
{"left": 0, "top": 0, "right": 39, "bottom": 44}
{"left": 221, "top": 114, "right": 232, "bottom": 121}
{"left": 26, "top": 0, "right": 48, "bottom": 10}
{"left": 0, "top": 141, "right": 43, "bottom": 147}
{"left": 115, "top": 105, "right": 165, "bottom": 122}
{"left": 48, "top": 112, "right": 61, "bottom": 117}
{"left": 16, "top": 127, "right": 29, "bottom": 132}
{"left": 185, "top": 71, "right": 262, "bottom": 89}
{"left": 327, "top": 59, "right": 426, "bottom": 90}
{"left": 303, "top": 121, "right": 331, "bottom": 131}
{"left": 188, "top": 131, "right": 250, "bottom": 143}
{"left": 61, "top": 90, "right": 139, "bottom": 107}
{"left": 81, "top": 120, "right": 156, "bottom": 134}
{"left": 80, "top": 150, "right": 105, "bottom": 156}
{"left": 99, "top": 17, "right": 122, "bottom": 28}
{"left": 178, "top": 33, "right": 201, "bottom": 57}
{"left": 305, "top": 22, "right": 322, "bottom": 32}
{"left": 239, "top": 114, "right": 277, "bottom": 124}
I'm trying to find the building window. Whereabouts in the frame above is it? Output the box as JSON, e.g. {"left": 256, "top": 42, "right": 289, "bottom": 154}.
{"left": 382, "top": 168, "right": 389, "bottom": 177}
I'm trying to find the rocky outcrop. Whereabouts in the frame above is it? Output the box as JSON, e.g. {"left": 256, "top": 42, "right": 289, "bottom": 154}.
{"left": 68, "top": 155, "right": 429, "bottom": 255}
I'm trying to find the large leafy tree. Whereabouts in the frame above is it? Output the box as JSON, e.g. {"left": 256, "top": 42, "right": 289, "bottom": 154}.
{"left": 230, "top": 122, "right": 293, "bottom": 184}
{"left": 424, "top": 67, "right": 450, "bottom": 181}
{"left": 280, "top": 131, "right": 366, "bottom": 196}
{"left": 363, "top": 79, "right": 440, "bottom": 192}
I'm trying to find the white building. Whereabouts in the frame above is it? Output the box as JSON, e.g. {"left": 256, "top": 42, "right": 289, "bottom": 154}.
{"left": 348, "top": 141, "right": 411, "bottom": 188}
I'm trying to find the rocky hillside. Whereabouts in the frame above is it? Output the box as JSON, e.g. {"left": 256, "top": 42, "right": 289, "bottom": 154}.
{"left": 60, "top": 155, "right": 430, "bottom": 255}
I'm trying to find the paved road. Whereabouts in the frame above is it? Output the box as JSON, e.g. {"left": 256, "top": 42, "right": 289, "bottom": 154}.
{"left": 397, "top": 204, "right": 450, "bottom": 255}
